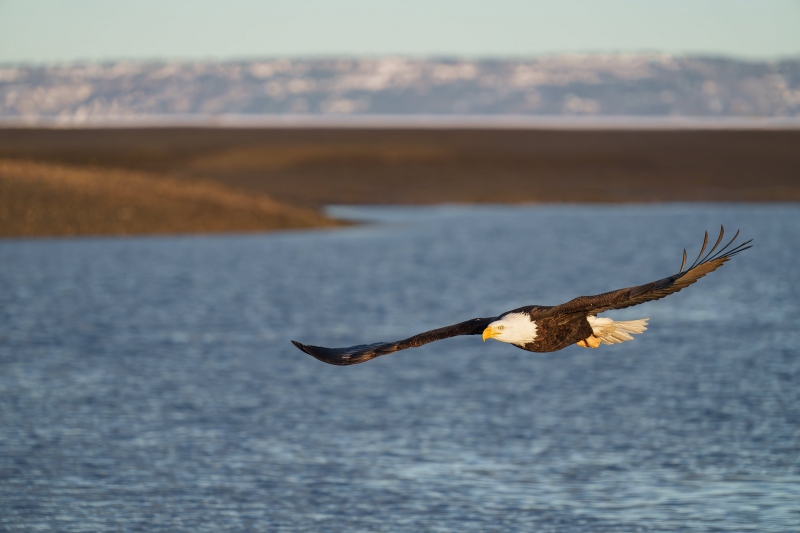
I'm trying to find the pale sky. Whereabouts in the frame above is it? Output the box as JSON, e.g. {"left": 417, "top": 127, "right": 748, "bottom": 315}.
{"left": 1, "top": 0, "right": 799, "bottom": 64}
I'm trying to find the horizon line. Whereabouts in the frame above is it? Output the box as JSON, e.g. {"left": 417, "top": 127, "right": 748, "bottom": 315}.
{"left": 3, "top": 114, "right": 800, "bottom": 131}
{"left": 3, "top": 52, "right": 800, "bottom": 69}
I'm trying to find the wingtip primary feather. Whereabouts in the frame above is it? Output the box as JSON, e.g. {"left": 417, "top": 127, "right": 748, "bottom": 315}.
{"left": 291, "top": 340, "right": 308, "bottom": 353}
{"left": 688, "top": 230, "right": 710, "bottom": 270}
{"left": 696, "top": 225, "right": 727, "bottom": 266}
{"left": 291, "top": 339, "right": 395, "bottom": 365}
{"left": 291, "top": 339, "right": 344, "bottom": 365}
{"left": 684, "top": 227, "right": 751, "bottom": 272}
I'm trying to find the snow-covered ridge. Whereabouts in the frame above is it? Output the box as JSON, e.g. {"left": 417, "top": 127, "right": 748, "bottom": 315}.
{"left": 2, "top": 55, "right": 799, "bottom": 121}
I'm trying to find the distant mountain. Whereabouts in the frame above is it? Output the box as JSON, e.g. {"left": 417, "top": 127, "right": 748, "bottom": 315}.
{"left": 1, "top": 56, "right": 799, "bottom": 122}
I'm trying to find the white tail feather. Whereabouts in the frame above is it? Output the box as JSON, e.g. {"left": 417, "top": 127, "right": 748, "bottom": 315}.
{"left": 587, "top": 316, "right": 649, "bottom": 345}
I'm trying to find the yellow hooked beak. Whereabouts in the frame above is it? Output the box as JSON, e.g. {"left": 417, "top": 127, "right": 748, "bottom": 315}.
{"left": 482, "top": 325, "right": 498, "bottom": 342}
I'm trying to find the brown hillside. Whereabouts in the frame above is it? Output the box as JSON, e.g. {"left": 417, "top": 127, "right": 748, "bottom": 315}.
{"left": 0, "top": 159, "right": 341, "bottom": 238}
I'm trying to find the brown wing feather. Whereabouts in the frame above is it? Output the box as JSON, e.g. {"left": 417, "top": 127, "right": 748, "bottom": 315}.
{"left": 292, "top": 316, "right": 497, "bottom": 366}
{"left": 546, "top": 227, "right": 751, "bottom": 316}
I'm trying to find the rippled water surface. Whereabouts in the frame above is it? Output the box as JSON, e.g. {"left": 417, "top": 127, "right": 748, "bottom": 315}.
{"left": 1, "top": 204, "right": 799, "bottom": 532}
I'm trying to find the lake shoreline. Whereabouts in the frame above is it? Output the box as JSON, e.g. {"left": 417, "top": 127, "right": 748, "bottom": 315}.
{"left": 2, "top": 127, "right": 799, "bottom": 238}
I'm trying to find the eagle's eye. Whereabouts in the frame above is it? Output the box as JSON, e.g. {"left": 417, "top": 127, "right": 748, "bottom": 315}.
{"left": 497, "top": 325, "right": 505, "bottom": 330}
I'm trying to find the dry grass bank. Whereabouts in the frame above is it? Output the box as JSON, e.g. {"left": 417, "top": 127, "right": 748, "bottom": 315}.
{"left": 0, "top": 159, "right": 341, "bottom": 238}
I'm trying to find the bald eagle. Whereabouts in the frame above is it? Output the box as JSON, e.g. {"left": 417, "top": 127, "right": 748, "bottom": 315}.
{"left": 292, "top": 227, "right": 750, "bottom": 366}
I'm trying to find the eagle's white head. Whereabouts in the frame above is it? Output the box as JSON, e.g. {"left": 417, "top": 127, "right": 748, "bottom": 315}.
{"left": 482, "top": 312, "right": 538, "bottom": 346}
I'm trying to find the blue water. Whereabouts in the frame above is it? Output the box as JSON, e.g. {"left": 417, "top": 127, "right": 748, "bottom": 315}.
{"left": 1, "top": 204, "right": 798, "bottom": 532}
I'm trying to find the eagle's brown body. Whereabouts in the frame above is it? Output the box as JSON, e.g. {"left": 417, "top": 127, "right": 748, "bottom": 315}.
{"left": 516, "top": 310, "right": 594, "bottom": 353}
{"left": 292, "top": 228, "right": 751, "bottom": 366}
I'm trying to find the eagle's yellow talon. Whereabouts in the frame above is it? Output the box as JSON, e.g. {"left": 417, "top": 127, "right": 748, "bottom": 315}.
{"left": 577, "top": 335, "right": 601, "bottom": 348}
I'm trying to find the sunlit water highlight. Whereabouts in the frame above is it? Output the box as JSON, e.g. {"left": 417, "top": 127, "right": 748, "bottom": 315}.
{"left": 1, "top": 204, "right": 798, "bottom": 532}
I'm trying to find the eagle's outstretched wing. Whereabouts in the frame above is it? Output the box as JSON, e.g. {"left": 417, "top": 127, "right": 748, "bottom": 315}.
{"left": 546, "top": 227, "right": 751, "bottom": 317}
{"left": 292, "top": 317, "right": 496, "bottom": 366}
